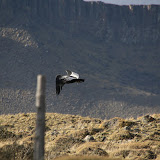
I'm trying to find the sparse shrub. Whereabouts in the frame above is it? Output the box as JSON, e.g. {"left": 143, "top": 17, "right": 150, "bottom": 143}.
{"left": 118, "top": 120, "right": 136, "bottom": 128}
{"left": 88, "top": 128, "right": 103, "bottom": 135}
{"left": 99, "top": 118, "right": 122, "bottom": 129}
{"left": 144, "top": 131, "right": 160, "bottom": 141}
{"left": 113, "top": 150, "right": 130, "bottom": 158}
{"left": 141, "top": 115, "right": 156, "bottom": 123}
{"left": 77, "top": 146, "right": 108, "bottom": 157}
{"left": 0, "top": 126, "right": 19, "bottom": 140}
{"left": 0, "top": 142, "right": 33, "bottom": 160}
{"left": 109, "top": 130, "right": 134, "bottom": 140}
{"left": 70, "top": 129, "right": 90, "bottom": 139}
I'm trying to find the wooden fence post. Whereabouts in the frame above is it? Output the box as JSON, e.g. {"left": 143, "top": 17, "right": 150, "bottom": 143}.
{"left": 34, "top": 75, "right": 46, "bottom": 160}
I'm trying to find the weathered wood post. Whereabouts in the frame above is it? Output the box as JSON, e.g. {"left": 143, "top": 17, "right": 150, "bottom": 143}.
{"left": 34, "top": 75, "right": 46, "bottom": 160}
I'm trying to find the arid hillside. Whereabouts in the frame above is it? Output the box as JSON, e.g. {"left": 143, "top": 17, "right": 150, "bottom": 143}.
{"left": 0, "top": 0, "right": 160, "bottom": 119}
{"left": 0, "top": 113, "right": 160, "bottom": 160}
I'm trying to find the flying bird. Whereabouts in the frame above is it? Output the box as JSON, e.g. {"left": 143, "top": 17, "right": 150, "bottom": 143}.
{"left": 56, "top": 70, "right": 85, "bottom": 95}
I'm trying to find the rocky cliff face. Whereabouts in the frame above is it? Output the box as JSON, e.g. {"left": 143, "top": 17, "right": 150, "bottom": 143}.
{"left": 0, "top": 0, "right": 160, "bottom": 45}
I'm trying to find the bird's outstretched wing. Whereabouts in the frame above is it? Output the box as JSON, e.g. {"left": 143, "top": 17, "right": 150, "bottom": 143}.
{"left": 56, "top": 84, "right": 61, "bottom": 95}
{"left": 66, "top": 78, "right": 85, "bottom": 84}
{"left": 56, "top": 75, "right": 63, "bottom": 95}
{"left": 66, "top": 70, "right": 79, "bottom": 79}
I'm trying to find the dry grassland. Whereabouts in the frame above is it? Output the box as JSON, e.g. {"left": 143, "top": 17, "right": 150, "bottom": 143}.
{"left": 0, "top": 113, "right": 160, "bottom": 160}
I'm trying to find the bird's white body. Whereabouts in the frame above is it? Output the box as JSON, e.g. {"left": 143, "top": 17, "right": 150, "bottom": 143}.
{"left": 66, "top": 70, "right": 79, "bottom": 79}
{"left": 61, "top": 70, "right": 79, "bottom": 81}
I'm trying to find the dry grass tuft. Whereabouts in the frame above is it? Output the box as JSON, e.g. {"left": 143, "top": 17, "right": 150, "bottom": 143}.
{"left": 0, "top": 142, "right": 33, "bottom": 160}
{"left": 108, "top": 129, "right": 134, "bottom": 141}
{"left": 118, "top": 120, "right": 136, "bottom": 128}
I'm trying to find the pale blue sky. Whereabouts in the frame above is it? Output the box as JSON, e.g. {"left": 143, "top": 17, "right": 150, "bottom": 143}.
{"left": 84, "top": 0, "right": 160, "bottom": 5}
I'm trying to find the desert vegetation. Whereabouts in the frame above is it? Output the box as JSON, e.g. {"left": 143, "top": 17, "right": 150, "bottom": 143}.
{"left": 0, "top": 113, "right": 160, "bottom": 160}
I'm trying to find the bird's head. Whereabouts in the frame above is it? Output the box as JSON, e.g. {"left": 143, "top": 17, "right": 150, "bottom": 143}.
{"left": 56, "top": 75, "right": 62, "bottom": 79}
